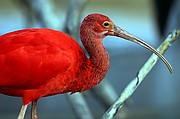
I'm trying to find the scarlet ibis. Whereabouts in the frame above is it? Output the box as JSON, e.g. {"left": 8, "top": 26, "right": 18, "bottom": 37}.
{"left": 0, "top": 14, "right": 173, "bottom": 119}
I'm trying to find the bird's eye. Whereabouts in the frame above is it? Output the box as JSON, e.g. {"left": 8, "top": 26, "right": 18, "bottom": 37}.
{"left": 103, "top": 21, "right": 110, "bottom": 28}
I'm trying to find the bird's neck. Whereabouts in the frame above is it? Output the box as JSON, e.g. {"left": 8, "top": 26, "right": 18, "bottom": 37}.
{"left": 79, "top": 35, "right": 110, "bottom": 91}
{"left": 88, "top": 39, "right": 110, "bottom": 81}
{"left": 87, "top": 38, "right": 110, "bottom": 67}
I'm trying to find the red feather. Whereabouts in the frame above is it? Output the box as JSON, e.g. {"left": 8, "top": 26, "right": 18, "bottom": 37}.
{"left": 0, "top": 28, "right": 89, "bottom": 105}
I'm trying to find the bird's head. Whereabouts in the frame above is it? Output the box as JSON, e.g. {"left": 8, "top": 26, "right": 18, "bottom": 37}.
{"left": 80, "top": 14, "right": 173, "bottom": 74}
{"left": 80, "top": 14, "right": 114, "bottom": 39}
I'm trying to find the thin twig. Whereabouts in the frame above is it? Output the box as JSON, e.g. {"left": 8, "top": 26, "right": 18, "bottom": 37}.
{"left": 102, "top": 29, "right": 180, "bottom": 119}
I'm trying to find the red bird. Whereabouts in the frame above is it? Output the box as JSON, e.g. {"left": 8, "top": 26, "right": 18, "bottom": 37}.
{"left": 0, "top": 14, "right": 173, "bottom": 119}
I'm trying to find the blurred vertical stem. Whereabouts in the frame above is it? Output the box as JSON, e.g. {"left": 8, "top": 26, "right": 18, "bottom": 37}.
{"left": 16, "top": 0, "right": 60, "bottom": 29}
{"left": 64, "top": 0, "right": 89, "bottom": 41}
{"left": 90, "top": 80, "right": 126, "bottom": 119}
{"left": 63, "top": 0, "right": 94, "bottom": 119}
{"left": 90, "top": 80, "right": 118, "bottom": 110}
{"left": 102, "top": 29, "right": 180, "bottom": 119}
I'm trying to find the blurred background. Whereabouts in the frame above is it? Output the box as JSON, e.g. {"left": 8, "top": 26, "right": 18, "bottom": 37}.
{"left": 0, "top": 0, "right": 179, "bottom": 119}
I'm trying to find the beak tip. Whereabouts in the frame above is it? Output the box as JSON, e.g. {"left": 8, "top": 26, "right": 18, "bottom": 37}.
{"left": 170, "top": 69, "right": 174, "bottom": 74}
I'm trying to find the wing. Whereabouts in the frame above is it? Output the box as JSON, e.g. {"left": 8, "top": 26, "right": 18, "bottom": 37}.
{"left": 0, "top": 28, "right": 85, "bottom": 89}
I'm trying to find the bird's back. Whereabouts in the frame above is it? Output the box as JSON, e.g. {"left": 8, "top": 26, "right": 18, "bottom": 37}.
{"left": 0, "top": 28, "right": 87, "bottom": 93}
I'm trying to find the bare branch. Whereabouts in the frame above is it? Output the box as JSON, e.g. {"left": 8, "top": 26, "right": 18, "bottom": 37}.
{"left": 102, "top": 29, "right": 180, "bottom": 119}
{"left": 66, "top": 93, "right": 94, "bottom": 119}
{"left": 63, "top": 0, "right": 89, "bottom": 41}
{"left": 90, "top": 80, "right": 118, "bottom": 109}
{"left": 90, "top": 80, "right": 127, "bottom": 119}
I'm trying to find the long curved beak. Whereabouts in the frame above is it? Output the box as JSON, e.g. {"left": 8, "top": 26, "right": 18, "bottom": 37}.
{"left": 113, "top": 25, "right": 173, "bottom": 74}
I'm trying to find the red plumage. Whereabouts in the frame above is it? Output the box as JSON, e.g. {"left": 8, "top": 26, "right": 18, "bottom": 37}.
{"left": 0, "top": 28, "right": 92, "bottom": 105}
